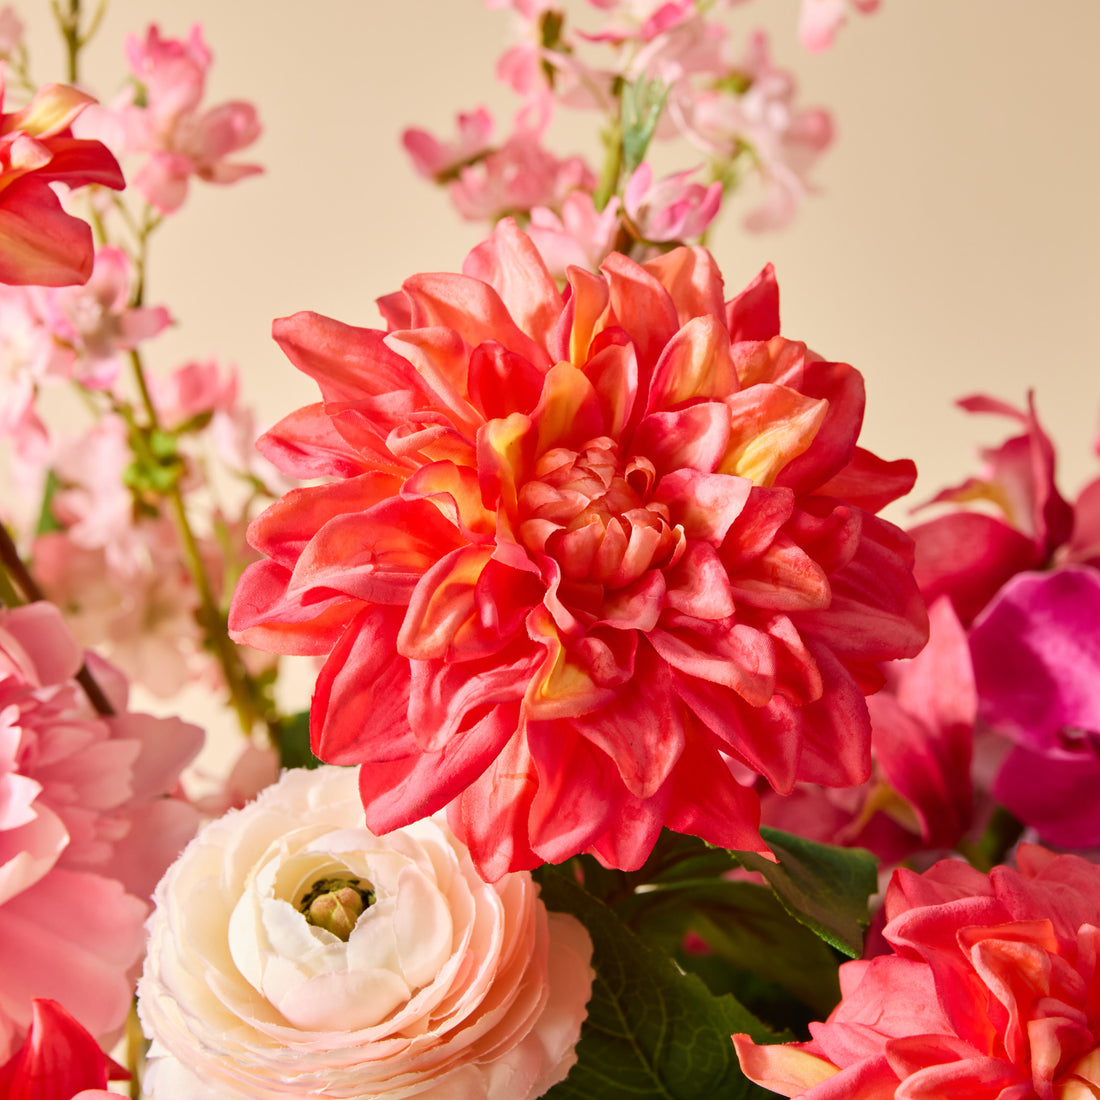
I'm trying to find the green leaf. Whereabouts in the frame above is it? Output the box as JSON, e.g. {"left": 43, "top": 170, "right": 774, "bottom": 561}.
{"left": 731, "top": 828, "right": 879, "bottom": 958}
{"left": 276, "top": 710, "right": 323, "bottom": 771}
{"left": 626, "top": 880, "right": 842, "bottom": 1019}
{"left": 538, "top": 869, "right": 782, "bottom": 1100}
{"left": 35, "top": 470, "right": 62, "bottom": 536}
{"left": 621, "top": 76, "right": 670, "bottom": 178}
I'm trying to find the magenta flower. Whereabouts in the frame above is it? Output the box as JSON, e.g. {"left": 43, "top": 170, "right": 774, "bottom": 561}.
{"left": 970, "top": 564, "right": 1100, "bottom": 847}
{"left": 909, "top": 393, "right": 1074, "bottom": 624}
{"left": 230, "top": 221, "right": 926, "bottom": 880}
{"left": 735, "top": 845, "right": 1100, "bottom": 1098}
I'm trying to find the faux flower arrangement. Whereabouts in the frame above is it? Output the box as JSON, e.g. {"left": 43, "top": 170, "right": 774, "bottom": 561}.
{"left": 1, "top": 2, "right": 1098, "bottom": 1099}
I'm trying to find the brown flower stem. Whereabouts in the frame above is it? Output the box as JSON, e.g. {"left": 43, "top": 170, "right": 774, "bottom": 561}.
{"left": 0, "top": 520, "right": 116, "bottom": 716}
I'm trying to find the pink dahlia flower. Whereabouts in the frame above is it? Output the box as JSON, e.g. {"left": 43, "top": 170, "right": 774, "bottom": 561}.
{"left": 230, "top": 220, "right": 927, "bottom": 880}
{"left": 735, "top": 845, "right": 1100, "bottom": 1098}
{"left": 0, "top": 602, "right": 202, "bottom": 1060}
{"left": 0, "top": 74, "right": 124, "bottom": 286}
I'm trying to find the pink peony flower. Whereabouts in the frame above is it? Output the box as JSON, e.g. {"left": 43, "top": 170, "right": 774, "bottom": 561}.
{"left": 0, "top": 998, "right": 126, "bottom": 1099}
{"left": 734, "top": 845, "right": 1100, "bottom": 1098}
{"left": 0, "top": 74, "right": 124, "bottom": 286}
{"left": 138, "top": 765, "right": 594, "bottom": 1100}
{"left": 0, "top": 6, "right": 23, "bottom": 58}
{"left": 230, "top": 220, "right": 927, "bottom": 880}
{"left": 970, "top": 564, "right": 1100, "bottom": 848}
{"left": 121, "top": 24, "right": 261, "bottom": 214}
{"left": 0, "top": 602, "right": 202, "bottom": 1061}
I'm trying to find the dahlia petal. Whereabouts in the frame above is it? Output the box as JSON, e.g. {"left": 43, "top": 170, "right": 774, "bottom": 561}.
{"left": 383, "top": 325, "right": 480, "bottom": 429}
{"left": 525, "top": 723, "right": 621, "bottom": 860}
{"left": 785, "top": 499, "right": 864, "bottom": 575}
{"left": 725, "top": 263, "right": 781, "bottom": 342}
{"left": 775, "top": 360, "right": 867, "bottom": 493}
{"left": 289, "top": 498, "right": 465, "bottom": 603}
{"left": 596, "top": 570, "right": 667, "bottom": 631}
{"left": 564, "top": 265, "right": 611, "bottom": 365}
{"left": 585, "top": 786, "right": 670, "bottom": 872}
{"left": 467, "top": 341, "right": 544, "bottom": 421}
{"left": 247, "top": 474, "right": 403, "bottom": 567}
{"left": 530, "top": 362, "right": 605, "bottom": 455}
{"left": 399, "top": 546, "right": 496, "bottom": 660}
{"left": 721, "top": 485, "right": 796, "bottom": 567}
{"left": 18, "top": 136, "right": 123, "bottom": 189}
{"left": 646, "top": 314, "right": 737, "bottom": 413}
{"left": 362, "top": 704, "right": 520, "bottom": 837}
{"left": 732, "top": 1035, "right": 840, "bottom": 1097}
{"left": 228, "top": 560, "right": 364, "bottom": 655}
{"left": 524, "top": 610, "right": 623, "bottom": 719}
{"left": 644, "top": 247, "right": 728, "bottom": 329}
{"left": 462, "top": 217, "right": 562, "bottom": 350}
{"left": 817, "top": 448, "right": 918, "bottom": 514}
{"left": 309, "top": 606, "right": 413, "bottom": 765}
{"left": 273, "top": 311, "right": 431, "bottom": 404}
{"left": 662, "top": 542, "right": 736, "bottom": 619}
{"left": 402, "top": 271, "right": 551, "bottom": 370}
{"left": 568, "top": 657, "right": 683, "bottom": 798}
{"left": 729, "top": 533, "right": 831, "bottom": 612}
{"left": 409, "top": 646, "right": 542, "bottom": 747}
{"left": 653, "top": 467, "right": 751, "bottom": 544}
{"left": 600, "top": 249, "right": 680, "bottom": 378}
{"left": 651, "top": 620, "right": 776, "bottom": 705}
{"left": 721, "top": 383, "right": 829, "bottom": 487}
{"left": 0, "top": 178, "right": 93, "bottom": 286}
{"left": 6, "top": 82, "right": 96, "bottom": 136}
{"left": 583, "top": 340, "right": 638, "bottom": 440}
{"left": 449, "top": 732, "right": 541, "bottom": 880}
{"left": 634, "top": 402, "right": 731, "bottom": 475}
{"left": 401, "top": 461, "right": 496, "bottom": 537}
{"left": 663, "top": 730, "right": 770, "bottom": 855}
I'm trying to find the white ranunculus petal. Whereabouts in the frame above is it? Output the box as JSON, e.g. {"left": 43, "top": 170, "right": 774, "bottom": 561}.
{"left": 138, "top": 766, "right": 594, "bottom": 1099}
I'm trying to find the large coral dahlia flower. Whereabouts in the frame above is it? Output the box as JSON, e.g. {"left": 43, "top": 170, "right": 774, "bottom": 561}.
{"left": 229, "top": 220, "right": 927, "bottom": 880}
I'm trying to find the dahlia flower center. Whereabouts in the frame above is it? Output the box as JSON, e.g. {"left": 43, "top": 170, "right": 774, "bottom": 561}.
{"left": 298, "top": 876, "right": 375, "bottom": 942}
{"left": 518, "top": 439, "right": 679, "bottom": 587}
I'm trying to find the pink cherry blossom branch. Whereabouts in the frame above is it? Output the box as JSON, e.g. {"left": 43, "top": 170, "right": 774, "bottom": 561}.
{"left": 0, "top": 520, "right": 116, "bottom": 717}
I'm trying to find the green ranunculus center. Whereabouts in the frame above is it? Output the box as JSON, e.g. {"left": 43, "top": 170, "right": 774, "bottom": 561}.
{"left": 298, "top": 876, "right": 375, "bottom": 942}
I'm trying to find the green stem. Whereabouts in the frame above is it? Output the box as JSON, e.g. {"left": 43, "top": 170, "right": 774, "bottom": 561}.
{"left": 0, "top": 560, "right": 22, "bottom": 607}
{"left": 959, "top": 805, "right": 1026, "bottom": 873}
{"left": 51, "top": 0, "right": 81, "bottom": 84}
{"left": 0, "top": 521, "right": 115, "bottom": 715}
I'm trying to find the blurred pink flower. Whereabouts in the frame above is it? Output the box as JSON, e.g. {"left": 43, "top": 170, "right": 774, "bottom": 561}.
{"left": 402, "top": 106, "right": 494, "bottom": 181}
{"left": 798, "top": 0, "right": 880, "bottom": 52}
{"left": 526, "top": 190, "right": 622, "bottom": 276}
{"left": 910, "top": 393, "right": 1074, "bottom": 624}
{"left": 121, "top": 24, "right": 261, "bottom": 214}
{"left": 0, "top": 6, "right": 23, "bottom": 57}
{"left": 0, "top": 998, "right": 127, "bottom": 1099}
{"left": 139, "top": 766, "right": 593, "bottom": 1100}
{"left": 0, "top": 602, "right": 202, "bottom": 1061}
{"left": 39, "top": 246, "right": 172, "bottom": 389}
{"left": 622, "top": 161, "right": 722, "bottom": 242}
{"left": 970, "top": 564, "right": 1100, "bottom": 848}
{"left": 230, "top": 222, "right": 926, "bottom": 881}
{"left": 735, "top": 845, "right": 1100, "bottom": 1098}
{"left": 449, "top": 130, "right": 595, "bottom": 221}
{"left": 0, "top": 75, "right": 124, "bottom": 286}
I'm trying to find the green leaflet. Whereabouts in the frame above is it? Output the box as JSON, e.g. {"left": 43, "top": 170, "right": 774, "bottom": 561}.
{"left": 538, "top": 868, "right": 781, "bottom": 1100}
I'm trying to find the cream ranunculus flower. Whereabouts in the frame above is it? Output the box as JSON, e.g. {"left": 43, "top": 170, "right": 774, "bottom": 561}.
{"left": 137, "top": 766, "right": 594, "bottom": 1099}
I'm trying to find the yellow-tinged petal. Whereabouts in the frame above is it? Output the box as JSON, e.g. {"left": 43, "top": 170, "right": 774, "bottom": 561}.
{"left": 525, "top": 607, "right": 614, "bottom": 718}
{"left": 478, "top": 412, "right": 533, "bottom": 513}
{"left": 403, "top": 461, "right": 496, "bottom": 536}
{"left": 733, "top": 1036, "right": 840, "bottom": 1097}
{"left": 721, "top": 384, "right": 829, "bottom": 487}
{"left": 648, "top": 314, "right": 738, "bottom": 413}
{"left": 532, "top": 361, "right": 603, "bottom": 456}
{"left": 3, "top": 83, "right": 95, "bottom": 137}
{"left": 566, "top": 265, "right": 611, "bottom": 365}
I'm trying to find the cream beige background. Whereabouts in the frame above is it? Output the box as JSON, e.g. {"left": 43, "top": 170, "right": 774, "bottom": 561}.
{"left": 22, "top": 0, "right": 1100, "bottom": 510}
